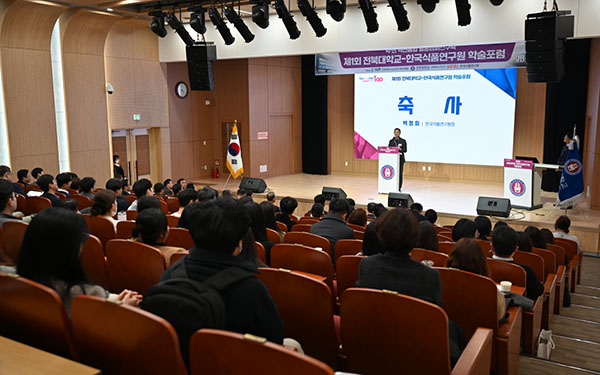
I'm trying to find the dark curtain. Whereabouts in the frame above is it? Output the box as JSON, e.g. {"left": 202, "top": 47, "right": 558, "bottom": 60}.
{"left": 541, "top": 38, "right": 590, "bottom": 191}
{"left": 301, "top": 55, "right": 328, "bottom": 174}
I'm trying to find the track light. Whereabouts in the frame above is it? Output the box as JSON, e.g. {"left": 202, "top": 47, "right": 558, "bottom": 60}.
{"left": 417, "top": 0, "right": 439, "bottom": 13}
{"left": 166, "top": 12, "right": 195, "bottom": 46}
{"left": 388, "top": 0, "right": 409, "bottom": 31}
{"left": 224, "top": 6, "right": 255, "bottom": 43}
{"left": 149, "top": 12, "right": 167, "bottom": 38}
{"left": 326, "top": 0, "right": 346, "bottom": 22}
{"left": 274, "top": 0, "right": 300, "bottom": 39}
{"left": 490, "top": 0, "right": 503, "bottom": 5}
{"left": 455, "top": 0, "right": 471, "bottom": 26}
{"left": 251, "top": 0, "right": 270, "bottom": 29}
{"left": 189, "top": 7, "right": 207, "bottom": 34}
{"left": 297, "top": 0, "right": 327, "bottom": 37}
{"left": 209, "top": 7, "right": 235, "bottom": 45}
{"left": 357, "top": 0, "right": 378, "bottom": 33}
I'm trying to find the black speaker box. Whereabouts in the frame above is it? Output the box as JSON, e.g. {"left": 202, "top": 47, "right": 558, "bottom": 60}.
{"left": 322, "top": 187, "right": 347, "bottom": 201}
{"left": 476, "top": 196, "right": 511, "bottom": 218}
{"left": 186, "top": 44, "right": 217, "bottom": 91}
{"left": 239, "top": 177, "right": 267, "bottom": 193}
{"left": 388, "top": 192, "right": 414, "bottom": 208}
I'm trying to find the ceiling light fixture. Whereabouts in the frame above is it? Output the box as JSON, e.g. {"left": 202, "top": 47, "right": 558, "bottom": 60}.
{"left": 417, "top": 0, "right": 439, "bottom": 13}
{"left": 189, "top": 7, "right": 207, "bottom": 34}
{"left": 387, "top": 0, "right": 410, "bottom": 31}
{"left": 224, "top": 5, "right": 255, "bottom": 43}
{"left": 357, "top": 0, "right": 378, "bottom": 33}
{"left": 297, "top": 0, "right": 327, "bottom": 37}
{"left": 166, "top": 12, "right": 195, "bottom": 46}
{"left": 251, "top": 0, "right": 270, "bottom": 29}
{"left": 490, "top": 0, "right": 504, "bottom": 5}
{"left": 149, "top": 11, "right": 167, "bottom": 38}
{"left": 326, "top": 0, "right": 346, "bottom": 22}
{"left": 209, "top": 7, "right": 235, "bottom": 45}
{"left": 455, "top": 0, "right": 471, "bottom": 26}
{"left": 274, "top": 0, "right": 300, "bottom": 39}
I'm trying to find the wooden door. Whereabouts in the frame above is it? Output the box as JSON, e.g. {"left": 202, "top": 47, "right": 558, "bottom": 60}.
{"left": 111, "top": 136, "right": 128, "bottom": 179}
{"left": 135, "top": 135, "right": 150, "bottom": 177}
{"left": 269, "top": 115, "right": 293, "bottom": 176}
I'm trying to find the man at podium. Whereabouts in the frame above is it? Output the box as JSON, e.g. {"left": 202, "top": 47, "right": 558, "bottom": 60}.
{"left": 388, "top": 128, "right": 407, "bottom": 190}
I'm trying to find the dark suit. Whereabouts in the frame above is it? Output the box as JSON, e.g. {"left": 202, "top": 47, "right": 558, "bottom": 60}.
{"left": 511, "top": 261, "right": 544, "bottom": 300}
{"left": 388, "top": 136, "right": 407, "bottom": 190}
{"left": 41, "top": 192, "right": 60, "bottom": 207}
{"left": 309, "top": 214, "right": 354, "bottom": 260}
{"left": 114, "top": 163, "right": 125, "bottom": 179}
{"left": 12, "top": 183, "right": 25, "bottom": 196}
{"left": 357, "top": 252, "right": 442, "bottom": 306}
{"left": 116, "top": 195, "right": 130, "bottom": 212}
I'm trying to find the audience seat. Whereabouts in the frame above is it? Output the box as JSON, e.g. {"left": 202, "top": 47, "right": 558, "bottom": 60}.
{"left": 266, "top": 227, "right": 282, "bottom": 243}
{"left": 532, "top": 247, "right": 559, "bottom": 329}
{"left": 438, "top": 268, "right": 522, "bottom": 375}
{"left": 80, "top": 235, "right": 111, "bottom": 291}
{"left": 165, "top": 227, "right": 194, "bottom": 250}
{"left": 82, "top": 215, "right": 116, "bottom": 251}
{"left": 16, "top": 193, "right": 29, "bottom": 215}
{"left": 105, "top": 239, "right": 166, "bottom": 294}
{"left": 434, "top": 226, "right": 447, "bottom": 234}
{"left": 553, "top": 238, "right": 579, "bottom": 291}
{"left": 298, "top": 218, "right": 320, "bottom": 225}
{"left": 123, "top": 195, "right": 137, "bottom": 204}
{"left": 544, "top": 244, "right": 567, "bottom": 314}
{"left": 55, "top": 192, "right": 67, "bottom": 200}
{"left": 167, "top": 215, "right": 179, "bottom": 228}
{"left": 270, "top": 243, "right": 334, "bottom": 298}
{"left": 190, "top": 329, "right": 334, "bottom": 375}
{"left": 116, "top": 220, "right": 135, "bottom": 240}
{"left": 72, "top": 194, "right": 91, "bottom": 210}
{"left": 166, "top": 196, "right": 179, "bottom": 214}
{"left": 336, "top": 255, "right": 363, "bottom": 300}
{"left": 257, "top": 268, "right": 339, "bottom": 368}
{"left": 71, "top": 295, "right": 187, "bottom": 375}
{"left": 283, "top": 231, "right": 331, "bottom": 255}
{"left": 353, "top": 230, "right": 364, "bottom": 240}
{"left": 275, "top": 221, "right": 287, "bottom": 232}
{"left": 255, "top": 241, "right": 267, "bottom": 264}
{"left": 24, "top": 184, "right": 41, "bottom": 193}
{"left": 159, "top": 200, "right": 168, "bottom": 215}
{"left": 477, "top": 240, "right": 492, "bottom": 254}
{"left": 438, "top": 241, "right": 456, "bottom": 255}
{"left": 341, "top": 288, "right": 493, "bottom": 375}
{"left": 67, "top": 188, "right": 78, "bottom": 196}
{"left": 410, "top": 248, "right": 449, "bottom": 267}
{"left": 126, "top": 211, "right": 138, "bottom": 221}
{"left": 169, "top": 252, "right": 187, "bottom": 265}
{"left": 554, "top": 237, "right": 581, "bottom": 285}
{"left": 334, "top": 239, "right": 363, "bottom": 263}
{"left": 0, "top": 273, "right": 76, "bottom": 359}
{"left": 290, "top": 223, "right": 312, "bottom": 232}
{"left": 347, "top": 223, "right": 365, "bottom": 232}
{"left": 437, "top": 234, "right": 453, "bottom": 243}
{"left": 1, "top": 221, "right": 28, "bottom": 265}
{"left": 26, "top": 196, "right": 52, "bottom": 214}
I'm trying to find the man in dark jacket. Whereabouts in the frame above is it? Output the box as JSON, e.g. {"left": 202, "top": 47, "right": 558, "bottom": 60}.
{"left": 388, "top": 127, "right": 407, "bottom": 191}
{"left": 160, "top": 198, "right": 285, "bottom": 344}
{"left": 491, "top": 225, "right": 544, "bottom": 301}
{"left": 310, "top": 198, "right": 354, "bottom": 260}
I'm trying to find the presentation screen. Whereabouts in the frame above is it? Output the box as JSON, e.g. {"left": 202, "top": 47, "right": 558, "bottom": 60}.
{"left": 353, "top": 69, "right": 517, "bottom": 166}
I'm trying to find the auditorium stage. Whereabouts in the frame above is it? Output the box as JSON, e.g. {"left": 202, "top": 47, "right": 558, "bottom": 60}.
{"left": 191, "top": 173, "right": 600, "bottom": 253}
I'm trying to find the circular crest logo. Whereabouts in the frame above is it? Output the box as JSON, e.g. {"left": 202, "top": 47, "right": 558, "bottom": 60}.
{"left": 509, "top": 179, "right": 526, "bottom": 197}
{"left": 564, "top": 159, "right": 582, "bottom": 176}
{"left": 228, "top": 143, "right": 240, "bottom": 157}
{"left": 381, "top": 165, "right": 395, "bottom": 180}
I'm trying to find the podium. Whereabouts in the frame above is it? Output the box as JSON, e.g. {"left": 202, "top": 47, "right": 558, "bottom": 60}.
{"left": 503, "top": 159, "right": 547, "bottom": 210}
{"left": 378, "top": 146, "right": 400, "bottom": 194}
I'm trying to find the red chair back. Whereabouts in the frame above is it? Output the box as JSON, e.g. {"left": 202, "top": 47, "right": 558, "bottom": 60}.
{"left": 190, "top": 329, "right": 334, "bottom": 375}
{"left": 298, "top": 218, "right": 320, "bottom": 225}
{"left": 255, "top": 241, "right": 267, "bottom": 264}
{"left": 348, "top": 223, "right": 365, "bottom": 232}
{"left": 477, "top": 240, "right": 492, "bottom": 254}
{"left": 27, "top": 196, "right": 52, "bottom": 213}
{"left": 275, "top": 221, "right": 287, "bottom": 232}
{"left": 257, "top": 268, "right": 338, "bottom": 367}
{"left": 16, "top": 193, "right": 29, "bottom": 215}
{"left": 336, "top": 255, "right": 363, "bottom": 299}
{"left": 170, "top": 252, "right": 187, "bottom": 264}
{"left": 437, "top": 234, "right": 453, "bottom": 242}
{"left": 0, "top": 274, "right": 76, "bottom": 359}
{"left": 160, "top": 200, "right": 168, "bottom": 215}
{"left": 165, "top": 227, "right": 194, "bottom": 250}
{"left": 410, "top": 248, "right": 449, "bottom": 267}
{"left": 290, "top": 223, "right": 312, "bottom": 232}
{"left": 167, "top": 215, "right": 179, "bottom": 227}
{"left": 353, "top": 230, "right": 364, "bottom": 240}
{"left": 513, "top": 251, "right": 544, "bottom": 281}
{"left": 266, "top": 227, "right": 281, "bottom": 243}
{"left": 283, "top": 231, "right": 331, "bottom": 254}
{"left": 105, "top": 240, "right": 166, "bottom": 294}
{"left": 55, "top": 192, "right": 67, "bottom": 200}
{"left": 82, "top": 215, "right": 116, "bottom": 251}
{"left": 545, "top": 244, "right": 566, "bottom": 266}
{"left": 532, "top": 247, "right": 556, "bottom": 277}
{"left": 116, "top": 220, "right": 135, "bottom": 239}
{"left": 72, "top": 194, "right": 91, "bottom": 210}
{"left": 71, "top": 296, "right": 186, "bottom": 375}
{"left": 438, "top": 241, "right": 455, "bottom": 255}
{"left": 334, "top": 239, "right": 363, "bottom": 263}
{"left": 80, "top": 235, "right": 111, "bottom": 291}
{"left": 126, "top": 210, "right": 138, "bottom": 220}
{"left": 1, "top": 221, "right": 28, "bottom": 264}
{"left": 486, "top": 258, "right": 526, "bottom": 287}
{"left": 124, "top": 195, "right": 137, "bottom": 204}
{"left": 166, "top": 196, "right": 180, "bottom": 214}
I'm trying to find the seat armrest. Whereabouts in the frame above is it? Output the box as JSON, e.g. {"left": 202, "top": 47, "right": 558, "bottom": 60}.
{"left": 452, "top": 327, "right": 493, "bottom": 375}
{"left": 544, "top": 274, "right": 556, "bottom": 297}
{"left": 498, "top": 306, "right": 521, "bottom": 338}
{"left": 556, "top": 265, "right": 566, "bottom": 285}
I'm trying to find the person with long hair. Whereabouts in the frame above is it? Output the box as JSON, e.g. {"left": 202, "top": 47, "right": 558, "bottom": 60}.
{"left": 417, "top": 220, "right": 439, "bottom": 252}
{"left": 446, "top": 238, "right": 506, "bottom": 321}
{"left": 133, "top": 208, "right": 187, "bottom": 267}
{"left": 17, "top": 208, "right": 141, "bottom": 314}
{"left": 90, "top": 189, "right": 118, "bottom": 229}
{"left": 260, "top": 201, "right": 284, "bottom": 242}
{"left": 347, "top": 208, "right": 367, "bottom": 227}
{"left": 242, "top": 201, "right": 273, "bottom": 265}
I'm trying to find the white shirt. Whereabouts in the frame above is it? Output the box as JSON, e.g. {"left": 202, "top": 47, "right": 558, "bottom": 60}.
{"left": 553, "top": 231, "right": 581, "bottom": 253}
{"left": 492, "top": 254, "right": 514, "bottom": 262}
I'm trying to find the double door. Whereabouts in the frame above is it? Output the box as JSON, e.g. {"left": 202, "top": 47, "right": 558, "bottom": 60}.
{"left": 111, "top": 128, "right": 151, "bottom": 182}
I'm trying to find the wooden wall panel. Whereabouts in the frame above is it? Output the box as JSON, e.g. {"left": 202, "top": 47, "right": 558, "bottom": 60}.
{"left": 268, "top": 115, "right": 293, "bottom": 176}
{"left": 0, "top": 1, "right": 66, "bottom": 50}
{"left": 133, "top": 59, "right": 169, "bottom": 128}
{"left": 105, "top": 56, "right": 136, "bottom": 129}
{"left": 584, "top": 38, "right": 600, "bottom": 209}
{"left": 328, "top": 71, "right": 546, "bottom": 183}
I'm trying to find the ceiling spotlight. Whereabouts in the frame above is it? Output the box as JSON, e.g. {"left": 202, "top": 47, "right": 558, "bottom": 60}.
{"left": 274, "top": 0, "right": 300, "bottom": 39}
{"left": 326, "top": 0, "right": 346, "bottom": 22}
{"left": 357, "top": 0, "right": 378, "bottom": 33}
{"left": 490, "top": 0, "right": 503, "bottom": 5}
{"left": 388, "top": 0, "right": 409, "bottom": 31}
{"left": 417, "top": 0, "right": 439, "bottom": 13}
{"left": 209, "top": 7, "right": 235, "bottom": 45}
{"left": 189, "top": 7, "right": 207, "bottom": 34}
{"left": 251, "top": 0, "right": 270, "bottom": 29}
{"left": 297, "top": 0, "right": 327, "bottom": 37}
{"left": 166, "top": 12, "right": 195, "bottom": 46}
{"left": 224, "top": 6, "right": 255, "bottom": 43}
{"left": 149, "top": 12, "right": 167, "bottom": 38}
{"left": 455, "top": 0, "right": 471, "bottom": 26}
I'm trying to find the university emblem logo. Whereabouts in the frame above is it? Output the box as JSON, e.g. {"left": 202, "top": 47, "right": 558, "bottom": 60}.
{"left": 509, "top": 179, "right": 526, "bottom": 197}
{"left": 381, "top": 165, "right": 395, "bottom": 180}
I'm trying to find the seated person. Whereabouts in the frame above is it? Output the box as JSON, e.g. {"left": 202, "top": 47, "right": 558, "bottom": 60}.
{"left": 417, "top": 220, "right": 439, "bottom": 252}
{"left": 90, "top": 190, "right": 118, "bottom": 229}
{"left": 425, "top": 208, "right": 438, "bottom": 225}
{"left": 310, "top": 198, "right": 354, "bottom": 258}
{"left": 31, "top": 167, "right": 44, "bottom": 185}
{"left": 266, "top": 191, "right": 280, "bottom": 213}
{"left": 524, "top": 226, "right": 546, "bottom": 249}
{"left": 137, "top": 195, "right": 162, "bottom": 213}
{"left": 17, "top": 169, "right": 32, "bottom": 186}
{"left": 0, "top": 180, "right": 21, "bottom": 226}
{"left": 172, "top": 183, "right": 182, "bottom": 196}
{"left": 360, "top": 221, "right": 381, "bottom": 256}
{"left": 347, "top": 208, "right": 367, "bottom": 227}
{"left": 133, "top": 208, "right": 187, "bottom": 267}
{"left": 163, "top": 179, "right": 174, "bottom": 195}
{"left": 56, "top": 172, "right": 73, "bottom": 198}
{"left": 153, "top": 183, "right": 166, "bottom": 200}
{"left": 446, "top": 238, "right": 506, "bottom": 321}
{"left": 366, "top": 202, "right": 376, "bottom": 221}
{"left": 517, "top": 232, "right": 533, "bottom": 252}
{"left": 0, "top": 165, "right": 25, "bottom": 196}
{"left": 243, "top": 201, "right": 274, "bottom": 265}
{"left": 275, "top": 196, "right": 298, "bottom": 232}
{"left": 553, "top": 215, "right": 581, "bottom": 253}
{"left": 310, "top": 203, "right": 324, "bottom": 219}
{"left": 37, "top": 174, "right": 61, "bottom": 207}
{"left": 474, "top": 216, "right": 492, "bottom": 241}
{"left": 260, "top": 201, "right": 284, "bottom": 242}
{"left": 452, "top": 218, "right": 476, "bottom": 242}
{"left": 16, "top": 208, "right": 141, "bottom": 314}
{"left": 78, "top": 177, "right": 96, "bottom": 200}
{"left": 491, "top": 226, "right": 544, "bottom": 300}
{"left": 177, "top": 178, "right": 187, "bottom": 190}
{"left": 127, "top": 178, "right": 153, "bottom": 211}
{"left": 373, "top": 203, "right": 387, "bottom": 219}
{"left": 236, "top": 188, "right": 251, "bottom": 199}
{"left": 106, "top": 178, "right": 130, "bottom": 212}
{"left": 197, "top": 186, "right": 218, "bottom": 202}
{"left": 409, "top": 202, "right": 428, "bottom": 222}
{"left": 172, "top": 189, "right": 197, "bottom": 217}
{"left": 177, "top": 202, "right": 202, "bottom": 230}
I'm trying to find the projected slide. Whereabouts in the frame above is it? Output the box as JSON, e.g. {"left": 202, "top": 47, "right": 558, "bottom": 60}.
{"left": 354, "top": 69, "right": 517, "bottom": 167}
